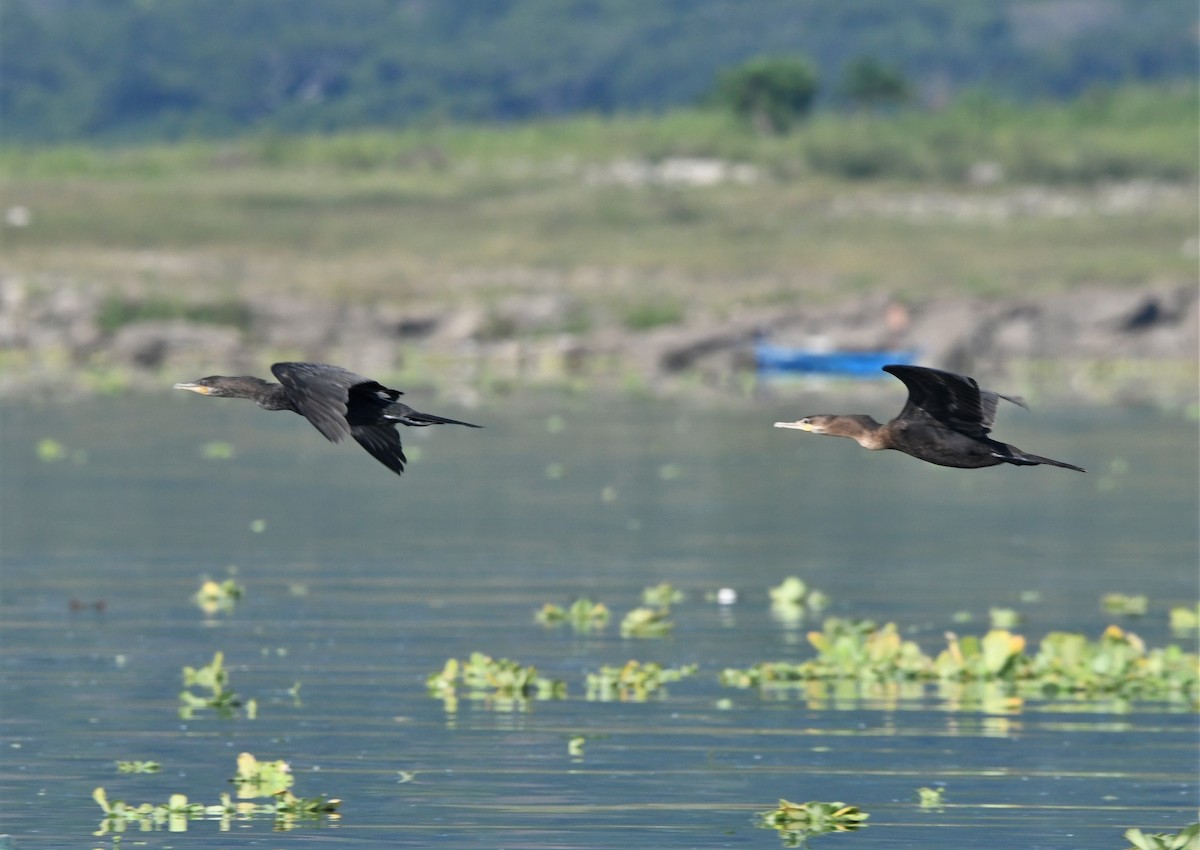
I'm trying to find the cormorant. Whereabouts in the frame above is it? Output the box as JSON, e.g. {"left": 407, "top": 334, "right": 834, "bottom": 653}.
{"left": 175, "top": 362, "right": 481, "bottom": 476}
{"left": 773, "top": 364, "right": 1085, "bottom": 472}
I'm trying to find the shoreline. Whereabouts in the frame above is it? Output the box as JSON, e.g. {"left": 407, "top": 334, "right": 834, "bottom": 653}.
{"left": 0, "top": 278, "right": 1195, "bottom": 410}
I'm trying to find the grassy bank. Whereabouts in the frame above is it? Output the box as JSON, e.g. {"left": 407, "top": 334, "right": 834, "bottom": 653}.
{"left": 2, "top": 84, "right": 1196, "bottom": 312}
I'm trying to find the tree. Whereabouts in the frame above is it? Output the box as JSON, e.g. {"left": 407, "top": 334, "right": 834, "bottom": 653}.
{"left": 711, "top": 56, "right": 819, "bottom": 134}
{"left": 839, "top": 56, "right": 910, "bottom": 110}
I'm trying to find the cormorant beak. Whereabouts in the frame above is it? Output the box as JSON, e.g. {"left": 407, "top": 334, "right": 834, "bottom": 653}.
{"left": 773, "top": 420, "right": 814, "bottom": 432}
{"left": 174, "top": 382, "right": 212, "bottom": 395}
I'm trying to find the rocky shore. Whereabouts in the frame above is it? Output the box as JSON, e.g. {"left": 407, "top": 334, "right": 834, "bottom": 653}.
{"left": 0, "top": 277, "right": 1195, "bottom": 408}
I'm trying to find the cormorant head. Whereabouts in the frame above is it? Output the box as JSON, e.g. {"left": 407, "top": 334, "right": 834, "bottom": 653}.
{"left": 174, "top": 375, "right": 271, "bottom": 399}
{"left": 773, "top": 415, "right": 830, "bottom": 434}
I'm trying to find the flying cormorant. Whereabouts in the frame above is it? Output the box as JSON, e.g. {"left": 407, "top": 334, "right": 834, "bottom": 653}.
{"left": 175, "top": 362, "right": 481, "bottom": 476}
{"left": 773, "top": 364, "right": 1085, "bottom": 472}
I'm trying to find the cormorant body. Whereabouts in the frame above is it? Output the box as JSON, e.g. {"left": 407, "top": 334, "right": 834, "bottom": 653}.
{"left": 175, "top": 362, "right": 480, "bottom": 476}
{"left": 774, "top": 364, "right": 1085, "bottom": 472}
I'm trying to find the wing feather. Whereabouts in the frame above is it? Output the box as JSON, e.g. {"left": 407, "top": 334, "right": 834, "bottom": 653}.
{"left": 271, "top": 362, "right": 369, "bottom": 443}
{"left": 884, "top": 365, "right": 993, "bottom": 437}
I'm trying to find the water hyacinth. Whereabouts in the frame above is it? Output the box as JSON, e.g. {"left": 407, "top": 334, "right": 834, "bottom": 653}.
{"left": 720, "top": 618, "right": 1198, "bottom": 706}
{"left": 93, "top": 752, "right": 338, "bottom": 836}
{"left": 535, "top": 597, "right": 611, "bottom": 632}
{"left": 757, "top": 799, "right": 869, "bottom": 845}
{"left": 427, "top": 652, "right": 567, "bottom": 711}
{"left": 179, "top": 651, "right": 256, "bottom": 719}
{"left": 585, "top": 660, "right": 698, "bottom": 701}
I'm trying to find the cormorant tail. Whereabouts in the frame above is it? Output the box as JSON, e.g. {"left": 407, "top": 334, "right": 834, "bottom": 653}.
{"left": 1005, "top": 450, "right": 1086, "bottom": 473}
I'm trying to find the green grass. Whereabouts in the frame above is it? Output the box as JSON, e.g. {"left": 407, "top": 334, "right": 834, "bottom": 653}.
{"left": 1, "top": 84, "right": 1194, "bottom": 315}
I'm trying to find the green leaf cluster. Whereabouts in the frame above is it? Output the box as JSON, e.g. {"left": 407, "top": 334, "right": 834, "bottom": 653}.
{"left": 535, "top": 598, "right": 611, "bottom": 632}
{"left": 757, "top": 799, "right": 868, "bottom": 845}
{"left": 720, "top": 619, "right": 1199, "bottom": 705}
{"left": 586, "top": 660, "right": 698, "bottom": 702}
{"left": 179, "top": 651, "right": 255, "bottom": 719}
{"left": 93, "top": 752, "right": 337, "bottom": 835}
{"left": 427, "top": 652, "right": 567, "bottom": 710}
{"left": 1123, "top": 823, "right": 1200, "bottom": 850}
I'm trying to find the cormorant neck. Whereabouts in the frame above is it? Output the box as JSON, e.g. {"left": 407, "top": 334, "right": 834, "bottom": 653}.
{"left": 249, "top": 381, "right": 292, "bottom": 411}
{"left": 832, "top": 415, "right": 890, "bottom": 450}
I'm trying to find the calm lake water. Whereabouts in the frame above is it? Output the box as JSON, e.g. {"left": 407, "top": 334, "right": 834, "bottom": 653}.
{"left": 1, "top": 389, "right": 1197, "bottom": 849}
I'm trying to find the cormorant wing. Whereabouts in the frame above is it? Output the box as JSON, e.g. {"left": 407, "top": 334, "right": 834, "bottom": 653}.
{"left": 883, "top": 364, "right": 993, "bottom": 437}
{"left": 350, "top": 424, "right": 407, "bottom": 476}
{"left": 271, "top": 362, "right": 379, "bottom": 444}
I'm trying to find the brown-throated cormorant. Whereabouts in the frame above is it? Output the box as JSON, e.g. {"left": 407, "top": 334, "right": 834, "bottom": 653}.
{"left": 773, "top": 364, "right": 1085, "bottom": 472}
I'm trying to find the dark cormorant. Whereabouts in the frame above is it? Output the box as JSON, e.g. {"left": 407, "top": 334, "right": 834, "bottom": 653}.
{"left": 175, "top": 362, "right": 481, "bottom": 476}
{"left": 773, "top": 364, "right": 1085, "bottom": 472}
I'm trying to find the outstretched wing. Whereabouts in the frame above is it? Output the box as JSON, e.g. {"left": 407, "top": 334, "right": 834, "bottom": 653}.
{"left": 883, "top": 364, "right": 1007, "bottom": 437}
{"left": 272, "top": 361, "right": 403, "bottom": 444}
{"left": 350, "top": 424, "right": 407, "bottom": 476}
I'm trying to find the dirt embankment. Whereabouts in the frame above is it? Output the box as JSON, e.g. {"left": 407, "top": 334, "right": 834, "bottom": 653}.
{"left": 0, "top": 278, "right": 1195, "bottom": 407}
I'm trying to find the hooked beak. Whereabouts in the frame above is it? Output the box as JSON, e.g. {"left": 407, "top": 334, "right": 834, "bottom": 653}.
{"left": 174, "top": 382, "right": 212, "bottom": 395}
{"left": 773, "top": 420, "right": 814, "bottom": 432}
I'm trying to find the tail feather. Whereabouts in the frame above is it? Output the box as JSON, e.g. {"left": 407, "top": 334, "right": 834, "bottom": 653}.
{"left": 1006, "top": 450, "right": 1086, "bottom": 473}
{"left": 387, "top": 405, "right": 482, "bottom": 429}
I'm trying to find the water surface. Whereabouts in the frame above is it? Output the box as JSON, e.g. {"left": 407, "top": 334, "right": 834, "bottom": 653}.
{"left": 2, "top": 392, "right": 1196, "bottom": 848}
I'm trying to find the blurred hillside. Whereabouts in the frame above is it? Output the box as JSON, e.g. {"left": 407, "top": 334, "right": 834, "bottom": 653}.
{"left": 4, "top": 0, "right": 1197, "bottom": 142}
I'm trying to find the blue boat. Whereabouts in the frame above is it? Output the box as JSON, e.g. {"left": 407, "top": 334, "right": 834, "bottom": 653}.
{"left": 755, "top": 344, "right": 918, "bottom": 377}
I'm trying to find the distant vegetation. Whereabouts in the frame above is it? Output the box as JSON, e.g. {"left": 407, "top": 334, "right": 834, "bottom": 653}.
{"left": 5, "top": 84, "right": 1195, "bottom": 185}
{"left": 2, "top": 83, "right": 1194, "bottom": 311}
{"left": 2, "top": 0, "right": 1195, "bottom": 143}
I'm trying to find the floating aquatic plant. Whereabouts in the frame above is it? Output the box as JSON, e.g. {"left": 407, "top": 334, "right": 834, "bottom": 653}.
{"left": 620, "top": 605, "right": 674, "bottom": 637}
{"left": 93, "top": 753, "right": 338, "bottom": 836}
{"left": 535, "top": 598, "right": 610, "bottom": 632}
{"left": 768, "top": 576, "right": 830, "bottom": 626}
{"left": 1170, "top": 605, "right": 1200, "bottom": 635}
{"left": 916, "top": 786, "right": 945, "bottom": 808}
{"left": 642, "top": 581, "right": 684, "bottom": 608}
{"left": 988, "top": 607, "right": 1022, "bottom": 629}
{"left": 194, "top": 577, "right": 243, "bottom": 616}
{"left": 427, "top": 652, "right": 566, "bottom": 710}
{"left": 567, "top": 735, "right": 586, "bottom": 756}
{"left": 179, "top": 651, "right": 255, "bottom": 719}
{"left": 586, "top": 660, "right": 698, "bottom": 701}
{"left": 757, "top": 799, "right": 868, "bottom": 846}
{"left": 1103, "top": 593, "right": 1149, "bottom": 617}
{"left": 1123, "top": 823, "right": 1199, "bottom": 850}
{"left": 36, "top": 437, "right": 68, "bottom": 462}
{"left": 232, "top": 752, "right": 294, "bottom": 797}
{"left": 200, "top": 440, "right": 235, "bottom": 459}
{"left": 719, "top": 618, "right": 1198, "bottom": 706}
{"left": 115, "top": 760, "right": 161, "bottom": 774}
